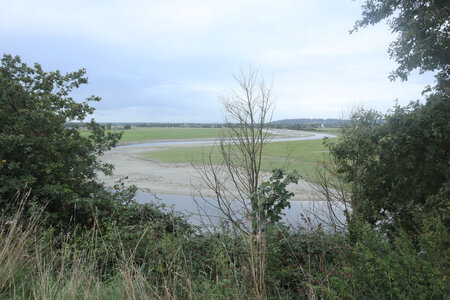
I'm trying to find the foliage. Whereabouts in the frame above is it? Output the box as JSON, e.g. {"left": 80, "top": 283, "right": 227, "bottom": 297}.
{"left": 0, "top": 54, "right": 122, "bottom": 226}
{"left": 326, "top": 220, "right": 450, "bottom": 299}
{"left": 1, "top": 195, "right": 448, "bottom": 299}
{"left": 0, "top": 199, "right": 197, "bottom": 299}
{"left": 353, "top": 0, "right": 449, "bottom": 86}
{"left": 264, "top": 225, "right": 349, "bottom": 299}
{"left": 2, "top": 0, "right": 449, "bottom": 295}
{"left": 326, "top": 96, "right": 449, "bottom": 237}
{"left": 307, "top": 2, "right": 450, "bottom": 297}
{"left": 250, "top": 169, "right": 299, "bottom": 231}
{"left": 123, "top": 124, "right": 132, "bottom": 130}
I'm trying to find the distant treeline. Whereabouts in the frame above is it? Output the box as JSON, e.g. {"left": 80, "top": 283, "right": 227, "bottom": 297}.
{"left": 272, "top": 118, "right": 348, "bottom": 127}
{"left": 66, "top": 119, "right": 349, "bottom": 130}
{"left": 65, "top": 122, "right": 224, "bottom": 129}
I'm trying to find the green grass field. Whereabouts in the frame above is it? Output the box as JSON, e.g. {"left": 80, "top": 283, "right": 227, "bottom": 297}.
{"left": 140, "top": 139, "right": 331, "bottom": 182}
{"left": 81, "top": 127, "right": 338, "bottom": 143}
{"left": 315, "top": 127, "right": 341, "bottom": 134}
{"left": 82, "top": 127, "right": 224, "bottom": 142}
{"left": 81, "top": 126, "right": 335, "bottom": 181}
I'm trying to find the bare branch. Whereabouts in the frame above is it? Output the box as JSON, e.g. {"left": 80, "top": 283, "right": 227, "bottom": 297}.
{"left": 194, "top": 66, "right": 274, "bottom": 235}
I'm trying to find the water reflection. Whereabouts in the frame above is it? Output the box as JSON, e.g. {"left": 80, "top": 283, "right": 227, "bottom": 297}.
{"left": 134, "top": 191, "right": 347, "bottom": 231}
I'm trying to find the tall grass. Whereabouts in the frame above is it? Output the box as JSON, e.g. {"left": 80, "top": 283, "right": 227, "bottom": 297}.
{"left": 0, "top": 207, "right": 319, "bottom": 298}
{"left": 0, "top": 194, "right": 252, "bottom": 299}
{"left": 3, "top": 192, "right": 445, "bottom": 299}
{"left": 0, "top": 192, "right": 350, "bottom": 300}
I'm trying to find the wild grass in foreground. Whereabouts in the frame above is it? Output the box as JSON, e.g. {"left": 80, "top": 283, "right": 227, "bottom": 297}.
{"left": 2, "top": 193, "right": 447, "bottom": 299}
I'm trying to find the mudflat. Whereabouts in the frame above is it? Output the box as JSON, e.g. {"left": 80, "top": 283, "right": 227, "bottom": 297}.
{"left": 97, "top": 130, "right": 325, "bottom": 201}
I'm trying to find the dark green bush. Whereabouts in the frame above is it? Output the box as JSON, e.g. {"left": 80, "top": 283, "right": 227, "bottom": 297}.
{"left": 323, "top": 220, "right": 449, "bottom": 299}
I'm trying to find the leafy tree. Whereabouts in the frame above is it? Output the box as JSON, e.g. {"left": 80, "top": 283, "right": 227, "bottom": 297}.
{"left": 353, "top": 0, "right": 449, "bottom": 88}
{"left": 250, "top": 169, "right": 299, "bottom": 232}
{"left": 123, "top": 124, "right": 131, "bottom": 130}
{"left": 326, "top": 99, "right": 449, "bottom": 236}
{"left": 324, "top": 0, "right": 450, "bottom": 238}
{"left": 106, "top": 123, "right": 112, "bottom": 130}
{"left": 0, "top": 54, "right": 122, "bottom": 226}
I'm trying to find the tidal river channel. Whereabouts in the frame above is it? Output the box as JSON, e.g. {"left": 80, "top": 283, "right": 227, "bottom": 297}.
{"left": 133, "top": 191, "right": 347, "bottom": 231}
{"left": 116, "top": 132, "right": 336, "bottom": 149}
{"left": 103, "top": 130, "right": 346, "bottom": 230}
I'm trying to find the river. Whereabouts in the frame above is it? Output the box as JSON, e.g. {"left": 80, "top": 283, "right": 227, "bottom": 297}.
{"left": 116, "top": 131, "right": 336, "bottom": 149}
{"left": 108, "top": 130, "right": 346, "bottom": 230}
{"left": 134, "top": 191, "right": 347, "bottom": 231}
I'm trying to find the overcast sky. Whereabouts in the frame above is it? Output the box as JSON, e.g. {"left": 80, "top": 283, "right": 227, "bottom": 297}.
{"left": 1, "top": 0, "right": 434, "bottom": 122}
